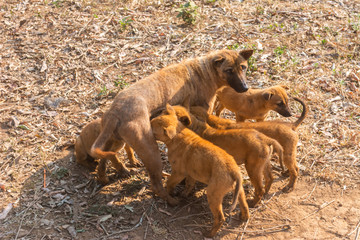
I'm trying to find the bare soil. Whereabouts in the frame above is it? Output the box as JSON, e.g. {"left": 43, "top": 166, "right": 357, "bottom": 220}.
{"left": 1, "top": 0, "right": 359, "bottom": 239}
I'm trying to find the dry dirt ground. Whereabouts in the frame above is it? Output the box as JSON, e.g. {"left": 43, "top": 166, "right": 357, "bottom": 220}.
{"left": 1, "top": 0, "right": 360, "bottom": 239}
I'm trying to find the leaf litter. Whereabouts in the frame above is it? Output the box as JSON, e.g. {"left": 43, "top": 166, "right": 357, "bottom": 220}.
{"left": 0, "top": 0, "right": 359, "bottom": 239}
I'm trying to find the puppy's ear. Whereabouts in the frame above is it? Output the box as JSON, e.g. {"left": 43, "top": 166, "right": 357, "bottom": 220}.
{"left": 182, "top": 95, "right": 191, "bottom": 110}
{"left": 165, "top": 104, "right": 176, "bottom": 115}
{"left": 239, "top": 49, "right": 253, "bottom": 60}
{"left": 179, "top": 114, "right": 192, "bottom": 127}
{"left": 262, "top": 92, "right": 273, "bottom": 101}
{"left": 164, "top": 126, "right": 176, "bottom": 139}
{"left": 212, "top": 55, "right": 225, "bottom": 66}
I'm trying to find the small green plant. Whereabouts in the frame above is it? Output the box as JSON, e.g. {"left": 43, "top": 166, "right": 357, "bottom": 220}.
{"left": 321, "top": 39, "right": 327, "bottom": 45}
{"left": 52, "top": 167, "right": 69, "bottom": 180}
{"left": 119, "top": 17, "right": 133, "bottom": 31}
{"left": 274, "top": 46, "right": 287, "bottom": 56}
{"left": 51, "top": 0, "right": 62, "bottom": 8}
{"left": 98, "top": 85, "right": 108, "bottom": 96}
{"left": 176, "top": 1, "right": 199, "bottom": 25}
{"left": 227, "top": 43, "right": 240, "bottom": 50}
{"left": 248, "top": 56, "right": 258, "bottom": 72}
{"left": 114, "top": 76, "right": 129, "bottom": 90}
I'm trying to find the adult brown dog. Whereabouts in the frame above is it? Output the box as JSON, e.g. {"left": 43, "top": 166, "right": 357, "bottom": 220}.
{"left": 90, "top": 49, "right": 253, "bottom": 205}
{"left": 192, "top": 97, "right": 307, "bottom": 192}
{"left": 172, "top": 104, "right": 283, "bottom": 207}
{"left": 215, "top": 85, "right": 292, "bottom": 122}
{"left": 151, "top": 104, "right": 249, "bottom": 237}
{"left": 74, "top": 119, "right": 141, "bottom": 184}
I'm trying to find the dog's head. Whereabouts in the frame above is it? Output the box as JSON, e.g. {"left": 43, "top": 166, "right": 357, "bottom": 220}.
{"left": 212, "top": 49, "right": 253, "bottom": 93}
{"left": 151, "top": 104, "right": 191, "bottom": 142}
{"left": 262, "top": 85, "right": 292, "bottom": 117}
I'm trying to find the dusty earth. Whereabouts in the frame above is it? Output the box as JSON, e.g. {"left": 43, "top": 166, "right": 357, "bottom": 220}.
{"left": 1, "top": 0, "right": 360, "bottom": 239}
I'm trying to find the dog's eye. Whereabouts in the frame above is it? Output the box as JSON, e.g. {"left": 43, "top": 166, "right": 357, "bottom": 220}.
{"left": 277, "top": 102, "right": 284, "bottom": 106}
{"left": 225, "top": 69, "right": 233, "bottom": 74}
{"left": 241, "top": 65, "right": 247, "bottom": 71}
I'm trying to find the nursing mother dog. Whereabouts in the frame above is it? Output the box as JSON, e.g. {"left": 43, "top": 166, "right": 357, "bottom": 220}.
{"left": 91, "top": 49, "right": 253, "bottom": 205}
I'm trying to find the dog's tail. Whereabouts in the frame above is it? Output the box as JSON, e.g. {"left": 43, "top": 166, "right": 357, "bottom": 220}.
{"left": 229, "top": 173, "right": 241, "bottom": 212}
{"left": 264, "top": 136, "right": 284, "bottom": 172}
{"left": 292, "top": 97, "right": 307, "bottom": 130}
{"left": 90, "top": 116, "right": 118, "bottom": 160}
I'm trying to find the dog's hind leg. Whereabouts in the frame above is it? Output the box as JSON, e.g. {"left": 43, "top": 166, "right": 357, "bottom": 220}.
{"left": 120, "top": 122, "right": 178, "bottom": 206}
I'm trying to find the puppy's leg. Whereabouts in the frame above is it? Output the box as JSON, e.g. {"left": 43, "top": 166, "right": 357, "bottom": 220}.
{"left": 121, "top": 122, "right": 178, "bottom": 206}
{"left": 204, "top": 184, "right": 226, "bottom": 238}
{"left": 235, "top": 113, "right": 246, "bottom": 122}
{"left": 282, "top": 145, "right": 299, "bottom": 192}
{"left": 166, "top": 170, "right": 185, "bottom": 197}
{"left": 182, "top": 177, "right": 196, "bottom": 197}
{"left": 104, "top": 141, "right": 131, "bottom": 178}
{"left": 96, "top": 158, "right": 109, "bottom": 184}
{"left": 237, "top": 182, "right": 250, "bottom": 221}
{"left": 124, "top": 144, "right": 142, "bottom": 167}
{"left": 214, "top": 101, "right": 225, "bottom": 116}
{"left": 263, "top": 160, "right": 274, "bottom": 194}
{"left": 245, "top": 158, "right": 265, "bottom": 208}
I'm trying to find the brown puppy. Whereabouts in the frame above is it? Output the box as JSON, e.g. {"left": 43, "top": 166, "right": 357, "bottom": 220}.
{"left": 215, "top": 85, "right": 292, "bottom": 122}
{"left": 75, "top": 119, "right": 141, "bottom": 184}
{"left": 192, "top": 97, "right": 307, "bottom": 192}
{"left": 151, "top": 104, "right": 249, "bottom": 237}
{"left": 172, "top": 104, "right": 284, "bottom": 207}
{"left": 90, "top": 49, "right": 253, "bottom": 205}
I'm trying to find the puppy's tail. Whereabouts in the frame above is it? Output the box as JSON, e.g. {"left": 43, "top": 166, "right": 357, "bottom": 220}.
{"left": 90, "top": 116, "right": 118, "bottom": 160}
{"left": 229, "top": 173, "right": 241, "bottom": 212}
{"left": 292, "top": 97, "right": 307, "bottom": 130}
{"left": 265, "top": 136, "right": 284, "bottom": 172}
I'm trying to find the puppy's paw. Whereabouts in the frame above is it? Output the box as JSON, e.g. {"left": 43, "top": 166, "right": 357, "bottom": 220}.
{"left": 282, "top": 185, "right": 294, "bottom": 193}
{"left": 167, "top": 196, "right": 179, "bottom": 206}
{"left": 246, "top": 199, "right": 259, "bottom": 208}
{"left": 202, "top": 229, "right": 216, "bottom": 238}
{"left": 97, "top": 176, "right": 110, "bottom": 185}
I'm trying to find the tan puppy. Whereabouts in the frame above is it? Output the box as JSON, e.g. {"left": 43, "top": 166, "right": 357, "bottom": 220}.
{"left": 215, "top": 85, "right": 292, "bottom": 122}
{"left": 90, "top": 49, "right": 253, "bottom": 205}
{"left": 74, "top": 119, "right": 141, "bottom": 184}
{"left": 192, "top": 97, "right": 307, "bottom": 192}
{"left": 151, "top": 104, "right": 249, "bottom": 237}
{"left": 172, "top": 103, "right": 284, "bottom": 207}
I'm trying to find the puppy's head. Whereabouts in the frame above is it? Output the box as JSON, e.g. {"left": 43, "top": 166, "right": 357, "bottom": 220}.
{"left": 211, "top": 49, "right": 253, "bottom": 93}
{"left": 151, "top": 104, "right": 191, "bottom": 142}
{"left": 262, "top": 85, "right": 292, "bottom": 117}
{"left": 189, "top": 106, "right": 208, "bottom": 121}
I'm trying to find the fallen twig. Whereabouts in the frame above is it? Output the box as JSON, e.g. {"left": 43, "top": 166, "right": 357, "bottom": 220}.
{"left": 300, "top": 200, "right": 335, "bottom": 221}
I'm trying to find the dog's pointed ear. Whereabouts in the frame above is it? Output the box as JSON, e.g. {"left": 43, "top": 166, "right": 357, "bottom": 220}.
{"left": 239, "top": 49, "right": 253, "bottom": 60}
{"left": 165, "top": 104, "right": 176, "bottom": 115}
{"left": 164, "top": 126, "right": 177, "bottom": 139}
{"left": 179, "top": 114, "right": 191, "bottom": 127}
{"left": 182, "top": 95, "right": 191, "bottom": 110}
{"left": 262, "top": 92, "right": 273, "bottom": 101}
